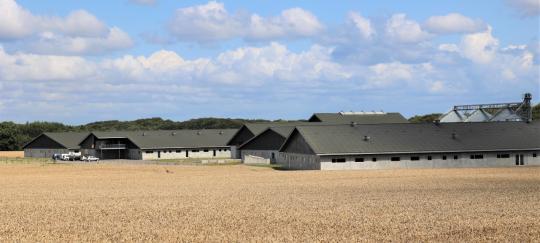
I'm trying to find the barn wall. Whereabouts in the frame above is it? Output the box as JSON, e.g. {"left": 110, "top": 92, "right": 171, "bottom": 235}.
{"left": 276, "top": 152, "right": 320, "bottom": 170}
{"left": 240, "top": 150, "right": 279, "bottom": 163}
{"left": 141, "top": 148, "right": 231, "bottom": 160}
{"left": 319, "top": 151, "right": 540, "bottom": 170}
{"left": 24, "top": 149, "right": 70, "bottom": 158}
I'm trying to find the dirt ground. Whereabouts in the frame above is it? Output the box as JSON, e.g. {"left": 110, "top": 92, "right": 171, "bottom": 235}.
{"left": 0, "top": 163, "right": 539, "bottom": 242}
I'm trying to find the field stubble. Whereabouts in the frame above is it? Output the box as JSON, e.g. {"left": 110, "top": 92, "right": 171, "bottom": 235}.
{"left": 0, "top": 163, "right": 539, "bottom": 242}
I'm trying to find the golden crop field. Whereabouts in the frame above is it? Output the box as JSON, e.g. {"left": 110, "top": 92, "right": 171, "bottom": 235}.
{"left": 0, "top": 162, "right": 539, "bottom": 242}
{"left": 0, "top": 151, "right": 24, "bottom": 158}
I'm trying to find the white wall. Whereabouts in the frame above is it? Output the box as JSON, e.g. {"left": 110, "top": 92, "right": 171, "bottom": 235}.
{"left": 319, "top": 151, "right": 540, "bottom": 170}
{"left": 141, "top": 147, "right": 231, "bottom": 160}
{"left": 240, "top": 150, "right": 279, "bottom": 163}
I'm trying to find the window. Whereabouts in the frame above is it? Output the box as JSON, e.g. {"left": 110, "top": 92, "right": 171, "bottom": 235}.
{"left": 454, "top": 155, "right": 459, "bottom": 160}
{"left": 442, "top": 155, "right": 447, "bottom": 160}
{"left": 331, "top": 158, "right": 346, "bottom": 163}
{"left": 203, "top": 149, "right": 209, "bottom": 152}
{"left": 218, "top": 149, "right": 222, "bottom": 152}
{"left": 410, "top": 156, "right": 420, "bottom": 161}
{"left": 223, "top": 149, "right": 228, "bottom": 151}
{"left": 176, "top": 150, "right": 181, "bottom": 153}
{"left": 168, "top": 150, "right": 172, "bottom": 153}
{"left": 163, "top": 151, "right": 167, "bottom": 153}
{"left": 533, "top": 153, "right": 537, "bottom": 158}
{"left": 497, "top": 154, "right": 510, "bottom": 159}
{"left": 355, "top": 158, "right": 364, "bottom": 162}
{"left": 427, "top": 156, "right": 432, "bottom": 160}
{"left": 470, "top": 154, "right": 483, "bottom": 159}
{"left": 391, "top": 157, "right": 400, "bottom": 161}
{"left": 192, "top": 150, "right": 199, "bottom": 152}
{"left": 145, "top": 151, "right": 153, "bottom": 154}
{"left": 372, "top": 158, "right": 377, "bottom": 162}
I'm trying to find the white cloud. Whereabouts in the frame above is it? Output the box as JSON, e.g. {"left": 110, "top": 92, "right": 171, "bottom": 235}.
{"left": 346, "top": 12, "right": 375, "bottom": 40}
{"left": 438, "top": 43, "right": 460, "bottom": 52}
{"left": 385, "top": 14, "right": 431, "bottom": 43}
{"left": 460, "top": 26, "right": 499, "bottom": 64}
{"left": 424, "top": 13, "right": 486, "bottom": 34}
{"left": 0, "top": 0, "right": 36, "bottom": 39}
{"left": 505, "top": 0, "right": 540, "bottom": 16}
{"left": 0, "top": 0, "right": 132, "bottom": 55}
{"left": 168, "top": 1, "right": 323, "bottom": 42}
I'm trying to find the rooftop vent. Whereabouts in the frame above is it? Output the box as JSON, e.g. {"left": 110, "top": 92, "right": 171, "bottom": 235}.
{"left": 452, "top": 133, "right": 457, "bottom": 139}
{"left": 350, "top": 121, "right": 357, "bottom": 127}
{"left": 363, "top": 135, "right": 371, "bottom": 141}
{"left": 171, "top": 132, "right": 176, "bottom": 136}
{"left": 219, "top": 131, "right": 223, "bottom": 135}
{"left": 196, "top": 131, "right": 201, "bottom": 135}
{"left": 142, "top": 132, "right": 146, "bottom": 136}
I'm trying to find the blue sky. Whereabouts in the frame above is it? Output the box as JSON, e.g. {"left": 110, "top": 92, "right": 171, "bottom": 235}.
{"left": 0, "top": 0, "right": 539, "bottom": 124}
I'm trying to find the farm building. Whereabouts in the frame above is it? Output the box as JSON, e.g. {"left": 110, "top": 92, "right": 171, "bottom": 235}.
{"left": 227, "top": 112, "right": 408, "bottom": 158}
{"left": 238, "top": 126, "right": 295, "bottom": 163}
{"left": 275, "top": 121, "right": 540, "bottom": 170}
{"left": 25, "top": 129, "right": 237, "bottom": 160}
{"left": 308, "top": 112, "right": 408, "bottom": 123}
{"left": 23, "top": 132, "right": 90, "bottom": 158}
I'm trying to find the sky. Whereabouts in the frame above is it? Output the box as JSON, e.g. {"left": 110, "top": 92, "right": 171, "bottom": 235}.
{"left": 0, "top": 0, "right": 539, "bottom": 124}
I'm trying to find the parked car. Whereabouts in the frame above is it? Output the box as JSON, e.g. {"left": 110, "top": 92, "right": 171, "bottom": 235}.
{"left": 82, "top": 156, "right": 99, "bottom": 162}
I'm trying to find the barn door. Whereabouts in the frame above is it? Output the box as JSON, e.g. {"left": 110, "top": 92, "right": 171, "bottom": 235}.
{"left": 515, "top": 154, "right": 524, "bottom": 165}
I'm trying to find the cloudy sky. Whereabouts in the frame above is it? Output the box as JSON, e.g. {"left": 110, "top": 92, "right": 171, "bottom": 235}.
{"left": 0, "top": 0, "right": 538, "bottom": 124}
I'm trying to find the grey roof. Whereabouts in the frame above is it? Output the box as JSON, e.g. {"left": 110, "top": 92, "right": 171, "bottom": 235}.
{"left": 237, "top": 126, "right": 295, "bottom": 150}
{"left": 24, "top": 132, "right": 90, "bottom": 149}
{"left": 280, "top": 121, "right": 540, "bottom": 155}
{"left": 90, "top": 129, "right": 237, "bottom": 149}
{"left": 308, "top": 112, "right": 408, "bottom": 123}
{"left": 244, "top": 122, "right": 311, "bottom": 136}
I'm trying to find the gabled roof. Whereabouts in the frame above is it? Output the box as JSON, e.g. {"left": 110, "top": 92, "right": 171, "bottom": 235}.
{"left": 23, "top": 132, "right": 90, "bottom": 149}
{"left": 237, "top": 126, "right": 295, "bottom": 150}
{"left": 308, "top": 112, "right": 408, "bottom": 123}
{"left": 226, "top": 122, "right": 311, "bottom": 145}
{"left": 85, "top": 129, "right": 237, "bottom": 149}
{"left": 279, "top": 121, "right": 540, "bottom": 155}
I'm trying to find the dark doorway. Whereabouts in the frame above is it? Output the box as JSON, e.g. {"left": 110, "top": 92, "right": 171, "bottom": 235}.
{"left": 185, "top": 150, "right": 189, "bottom": 158}
{"left": 213, "top": 150, "right": 216, "bottom": 157}
{"left": 158, "top": 151, "right": 161, "bottom": 159}
{"left": 515, "top": 154, "right": 524, "bottom": 165}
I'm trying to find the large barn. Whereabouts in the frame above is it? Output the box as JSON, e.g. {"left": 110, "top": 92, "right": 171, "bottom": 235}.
{"left": 227, "top": 112, "right": 408, "bottom": 158}
{"left": 24, "top": 129, "right": 237, "bottom": 160}
{"left": 275, "top": 121, "right": 540, "bottom": 170}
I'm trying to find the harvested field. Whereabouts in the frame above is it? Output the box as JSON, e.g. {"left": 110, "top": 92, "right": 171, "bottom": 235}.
{"left": 0, "top": 163, "right": 539, "bottom": 242}
{"left": 0, "top": 151, "right": 24, "bottom": 158}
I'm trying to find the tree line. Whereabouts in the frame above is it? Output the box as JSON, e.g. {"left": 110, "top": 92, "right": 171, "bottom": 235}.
{"left": 1, "top": 103, "right": 539, "bottom": 151}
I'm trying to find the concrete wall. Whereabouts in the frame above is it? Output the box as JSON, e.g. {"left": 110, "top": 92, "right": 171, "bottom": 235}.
{"left": 319, "top": 151, "right": 540, "bottom": 170}
{"left": 24, "top": 148, "right": 70, "bottom": 158}
{"left": 243, "top": 155, "right": 270, "bottom": 165}
{"left": 141, "top": 148, "right": 231, "bottom": 160}
{"left": 276, "top": 152, "right": 320, "bottom": 170}
{"left": 240, "top": 150, "right": 278, "bottom": 163}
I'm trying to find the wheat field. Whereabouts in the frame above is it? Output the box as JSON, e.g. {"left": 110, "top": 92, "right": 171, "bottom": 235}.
{"left": 0, "top": 163, "right": 539, "bottom": 242}
{"left": 0, "top": 151, "right": 24, "bottom": 158}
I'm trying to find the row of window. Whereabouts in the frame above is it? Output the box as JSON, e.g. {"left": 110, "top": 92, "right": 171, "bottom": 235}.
{"left": 330, "top": 153, "right": 537, "bottom": 163}
{"left": 145, "top": 148, "right": 228, "bottom": 154}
